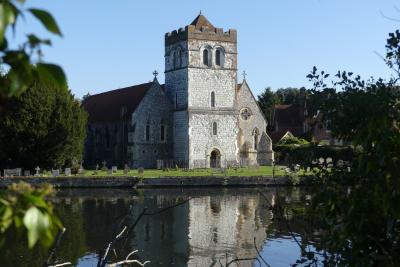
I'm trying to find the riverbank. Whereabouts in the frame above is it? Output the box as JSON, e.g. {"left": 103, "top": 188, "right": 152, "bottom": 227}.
{"left": 0, "top": 175, "right": 298, "bottom": 188}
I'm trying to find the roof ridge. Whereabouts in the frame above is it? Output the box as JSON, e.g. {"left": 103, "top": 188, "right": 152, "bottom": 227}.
{"left": 88, "top": 82, "right": 154, "bottom": 98}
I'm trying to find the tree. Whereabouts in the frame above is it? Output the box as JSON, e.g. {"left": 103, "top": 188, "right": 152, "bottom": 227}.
{"left": 0, "top": 83, "right": 87, "bottom": 170}
{"left": 257, "top": 87, "right": 280, "bottom": 127}
{"left": 297, "top": 32, "right": 400, "bottom": 266}
{"left": 0, "top": 0, "right": 66, "bottom": 111}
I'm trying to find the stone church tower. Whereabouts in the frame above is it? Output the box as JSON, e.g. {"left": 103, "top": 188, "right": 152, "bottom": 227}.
{"left": 165, "top": 14, "right": 239, "bottom": 168}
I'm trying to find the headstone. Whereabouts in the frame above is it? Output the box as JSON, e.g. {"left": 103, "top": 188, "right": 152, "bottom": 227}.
{"left": 64, "top": 168, "right": 71, "bottom": 176}
{"left": 78, "top": 162, "right": 84, "bottom": 174}
{"left": 111, "top": 166, "right": 118, "bottom": 174}
{"left": 35, "top": 166, "right": 40, "bottom": 176}
{"left": 107, "top": 169, "right": 112, "bottom": 175}
{"left": 4, "top": 168, "right": 22, "bottom": 177}
{"left": 101, "top": 161, "right": 107, "bottom": 171}
{"left": 52, "top": 169, "right": 60, "bottom": 177}
{"left": 24, "top": 170, "right": 31, "bottom": 176}
{"left": 123, "top": 164, "right": 130, "bottom": 175}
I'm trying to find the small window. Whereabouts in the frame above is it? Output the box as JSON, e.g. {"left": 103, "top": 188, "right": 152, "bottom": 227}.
{"left": 175, "top": 93, "right": 178, "bottom": 109}
{"left": 212, "top": 122, "right": 218, "bottom": 136}
{"left": 211, "top": 92, "right": 215, "bottom": 107}
{"left": 145, "top": 120, "right": 150, "bottom": 141}
{"left": 132, "top": 123, "right": 136, "bottom": 133}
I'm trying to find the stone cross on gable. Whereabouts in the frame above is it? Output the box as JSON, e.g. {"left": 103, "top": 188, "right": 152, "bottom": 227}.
{"left": 153, "top": 70, "right": 159, "bottom": 79}
{"left": 242, "top": 70, "right": 247, "bottom": 80}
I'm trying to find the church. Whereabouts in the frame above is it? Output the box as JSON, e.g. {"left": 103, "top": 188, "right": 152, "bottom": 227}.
{"left": 82, "top": 14, "right": 274, "bottom": 169}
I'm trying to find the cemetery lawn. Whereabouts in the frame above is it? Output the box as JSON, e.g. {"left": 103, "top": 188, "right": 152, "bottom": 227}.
{"left": 75, "top": 166, "right": 287, "bottom": 178}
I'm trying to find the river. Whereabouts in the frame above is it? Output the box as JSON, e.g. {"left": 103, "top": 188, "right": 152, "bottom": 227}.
{"left": 1, "top": 187, "right": 323, "bottom": 267}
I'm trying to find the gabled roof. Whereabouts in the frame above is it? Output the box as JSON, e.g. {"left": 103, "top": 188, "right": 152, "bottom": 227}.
{"left": 190, "top": 14, "right": 215, "bottom": 31}
{"left": 268, "top": 130, "right": 294, "bottom": 144}
{"left": 82, "top": 82, "right": 155, "bottom": 123}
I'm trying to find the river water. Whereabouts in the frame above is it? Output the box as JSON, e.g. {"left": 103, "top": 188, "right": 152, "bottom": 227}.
{"left": 1, "top": 187, "right": 323, "bottom": 267}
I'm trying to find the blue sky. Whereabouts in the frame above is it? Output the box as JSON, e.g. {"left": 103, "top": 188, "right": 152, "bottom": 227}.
{"left": 10, "top": 0, "right": 400, "bottom": 98}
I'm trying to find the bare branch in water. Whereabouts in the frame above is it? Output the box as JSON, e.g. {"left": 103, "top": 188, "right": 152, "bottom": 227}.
{"left": 254, "top": 237, "right": 271, "bottom": 267}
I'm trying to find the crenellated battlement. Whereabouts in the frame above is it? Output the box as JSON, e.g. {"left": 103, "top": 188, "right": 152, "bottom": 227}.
{"left": 165, "top": 16, "right": 237, "bottom": 46}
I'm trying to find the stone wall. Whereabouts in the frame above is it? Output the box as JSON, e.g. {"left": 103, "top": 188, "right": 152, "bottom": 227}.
{"left": 189, "top": 112, "right": 238, "bottom": 168}
{"left": 131, "top": 81, "right": 173, "bottom": 168}
{"left": 237, "top": 82, "right": 274, "bottom": 165}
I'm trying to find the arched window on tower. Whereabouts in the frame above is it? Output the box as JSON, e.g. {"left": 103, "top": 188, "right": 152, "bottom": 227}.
{"left": 145, "top": 119, "right": 151, "bottom": 142}
{"left": 215, "top": 48, "right": 225, "bottom": 67}
{"left": 211, "top": 91, "right": 215, "bottom": 107}
{"left": 212, "top": 122, "right": 218, "bottom": 136}
{"left": 253, "top": 128, "right": 259, "bottom": 150}
{"left": 203, "top": 48, "right": 211, "bottom": 67}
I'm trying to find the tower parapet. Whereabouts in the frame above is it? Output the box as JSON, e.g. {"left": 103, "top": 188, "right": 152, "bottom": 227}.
{"left": 165, "top": 15, "right": 237, "bottom": 45}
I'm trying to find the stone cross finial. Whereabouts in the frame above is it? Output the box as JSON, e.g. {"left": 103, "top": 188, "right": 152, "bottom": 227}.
{"left": 35, "top": 166, "right": 40, "bottom": 176}
{"left": 153, "top": 70, "right": 159, "bottom": 79}
{"left": 242, "top": 70, "right": 247, "bottom": 80}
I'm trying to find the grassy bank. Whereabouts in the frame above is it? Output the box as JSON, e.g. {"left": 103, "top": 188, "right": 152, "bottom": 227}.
{"left": 50, "top": 166, "right": 287, "bottom": 178}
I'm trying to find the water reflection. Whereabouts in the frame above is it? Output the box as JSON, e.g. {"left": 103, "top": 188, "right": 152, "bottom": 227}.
{"left": 1, "top": 187, "right": 319, "bottom": 267}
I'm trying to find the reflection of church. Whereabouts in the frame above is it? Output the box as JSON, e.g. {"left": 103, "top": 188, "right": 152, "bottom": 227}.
{"left": 83, "top": 14, "right": 274, "bottom": 168}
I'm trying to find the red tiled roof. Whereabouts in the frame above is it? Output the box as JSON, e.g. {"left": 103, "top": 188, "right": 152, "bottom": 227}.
{"left": 82, "top": 82, "right": 154, "bottom": 123}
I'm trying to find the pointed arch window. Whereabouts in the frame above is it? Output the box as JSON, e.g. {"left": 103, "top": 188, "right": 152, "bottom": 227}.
{"left": 211, "top": 91, "right": 215, "bottom": 107}
{"left": 253, "top": 128, "right": 259, "bottom": 150}
{"left": 212, "top": 122, "right": 218, "bottom": 136}
{"left": 174, "top": 48, "right": 182, "bottom": 68}
{"left": 105, "top": 127, "right": 110, "bottom": 149}
{"left": 160, "top": 119, "right": 166, "bottom": 142}
{"left": 203, "top": 48, "right": 211, "bottom": 67}
{"left": 145, "top": 119, "right": 151, "bottom": 142}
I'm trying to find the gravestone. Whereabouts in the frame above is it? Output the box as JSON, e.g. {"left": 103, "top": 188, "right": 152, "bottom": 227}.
{"left": 101, "top": 161, "right": 107, "bottom": 171}
{"left": 123, "top": 164, "right": 130, "bottom": 175}
{"left": 52, "top": 169, "right": 60, "bottom": 177}
{"left": 93, "top": 164, "right": 99, "bottom": 175}
{"left": 111, "top": 166, "right": 118, "bottom": 174}
{"left": 138, "top": 167, "right": 144, "bottom": 177}
{"left": 35, "top": 166, "right": 40, "bottom": 176}
{"left": 64, "top": 168, "right": 71, "bottom": 176}
{"left": 24, "top": 170, "right": 31, "bottom": 176}
{"left": 4, "top": 168, "right": 22, "bottom": 177}
{"left": 107, "top": 169, "right": 112, "bottom": 175}
{"left": 78, "top": 162, "right": 84, "bottom": 174}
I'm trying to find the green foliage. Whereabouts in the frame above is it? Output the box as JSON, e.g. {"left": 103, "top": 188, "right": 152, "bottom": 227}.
{"left": 0, "top": 0, "right": 66, "bottom": 103}
{"left": 0, "top": 182, "right": 62, "bottom": 249}
{"left": 0, "top": 83, "right": 88, "bottom": 170}
{"left": 275, "top": 143, "right": 354, "bottom": 168}
{"left": 277, "top": 136, "right": 309, "bottom": 146}
{"left": 299, "top": 32, "right": 400, "bottom": 265}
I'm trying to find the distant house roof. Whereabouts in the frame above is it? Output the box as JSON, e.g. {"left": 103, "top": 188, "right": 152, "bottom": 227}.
{"left": 82, "top": 82, "right": 156, "bottom": 123}
{"left": 190, "top": 14, "right": 216, "bottom": 31}
{"left": 271, "top": 104, "right": 306, "bottom": 137}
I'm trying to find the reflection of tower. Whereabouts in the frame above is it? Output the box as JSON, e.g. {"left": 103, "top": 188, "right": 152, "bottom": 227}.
{"left": 187, "top": 194, "right": 267, "bottom": 267}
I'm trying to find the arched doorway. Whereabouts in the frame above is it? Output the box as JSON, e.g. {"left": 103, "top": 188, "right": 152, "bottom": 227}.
{"left": 210, "top": 149, "right": 221, "bottom": 168}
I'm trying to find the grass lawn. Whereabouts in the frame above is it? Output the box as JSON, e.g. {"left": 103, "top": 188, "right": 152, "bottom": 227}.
{"left": 70, "top": 165, "right": 287, "bottom": 178}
